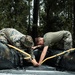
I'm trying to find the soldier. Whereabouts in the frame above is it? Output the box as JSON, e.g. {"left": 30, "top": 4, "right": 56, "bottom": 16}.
{"left": 32, "top": 30, "right": 72, "bottom": 66}
{"left": 0, "top": 28, "right": 38, "bottom": 67}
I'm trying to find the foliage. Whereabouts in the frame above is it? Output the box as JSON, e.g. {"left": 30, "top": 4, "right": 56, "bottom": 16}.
{"left": 0, "top": 0, "right": 29, "bottom": 34}
{"left": 38, "top": 0, "right": 73, "bottom": 35}
{"left": 0, "top": 0, "right": 74, "bottom": 41}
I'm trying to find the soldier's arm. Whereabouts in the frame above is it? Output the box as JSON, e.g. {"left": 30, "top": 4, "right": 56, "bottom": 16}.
{"left": 32, "top": 45, "right": 42, "bottom": 50}
{"left": 31, "top": 59, "right": 38, "bottom": 66}
{"left": 38, "top": 46, "right": 48, "bottom": 65}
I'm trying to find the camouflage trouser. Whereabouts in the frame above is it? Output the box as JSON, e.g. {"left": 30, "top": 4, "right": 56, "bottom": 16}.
{"left": 63, "top": 31, "right": 72, "bottom": 50}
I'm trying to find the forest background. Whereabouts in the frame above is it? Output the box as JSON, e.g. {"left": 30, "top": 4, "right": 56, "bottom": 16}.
{"left": 0, "top": 0, "right": 75, "bottom": 47}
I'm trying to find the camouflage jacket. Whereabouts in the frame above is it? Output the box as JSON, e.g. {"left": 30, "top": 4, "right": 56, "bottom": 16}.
{"left": 0, "top": 28, "right": 35, "bottom": 59}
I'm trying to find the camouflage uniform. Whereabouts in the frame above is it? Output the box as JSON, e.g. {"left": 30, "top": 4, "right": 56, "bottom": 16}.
{"left": 43, "top": 30, "right": 72, "bottom": 50}
{"left": 0, "top": 28, "right": 35, "bottom": 61}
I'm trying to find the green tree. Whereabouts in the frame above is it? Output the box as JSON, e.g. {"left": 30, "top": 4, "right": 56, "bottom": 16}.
{"left": 72, "top": 0, "right": 75, "bottom": 47}
{"left": 0, "top": 0, "right": 29, "bottom": 34}
{"left": 39, "top": 0, "right": 73, "bottom": 34}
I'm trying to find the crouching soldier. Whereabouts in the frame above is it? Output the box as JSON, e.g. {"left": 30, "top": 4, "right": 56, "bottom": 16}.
{"left": 32, "top": 30, "right": 73, "bottom": 66}
{"left": 0, "top": 28, "right": 38, "bottom": 69}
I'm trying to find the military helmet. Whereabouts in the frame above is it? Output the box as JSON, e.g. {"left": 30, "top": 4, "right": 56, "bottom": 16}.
{"left": 20, "top": 35, "right": 34, "bottom": 48}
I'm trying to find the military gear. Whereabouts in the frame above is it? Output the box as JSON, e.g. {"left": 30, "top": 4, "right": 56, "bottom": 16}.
{"left": 1, "top": 28, "right": 34, "bottom": 48}
{"left": 0, "top": 28, "right": 35, "bottom": 62}
{"left": 20, "top": 35, "right": 34, "bottom": 48}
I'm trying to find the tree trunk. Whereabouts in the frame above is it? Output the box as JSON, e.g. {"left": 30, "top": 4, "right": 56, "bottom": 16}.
{"left": 32, "top": 0, "right": 39, "bottom": 44}
{"left": 27, "top": 0, "right": 31, "bottom": 35}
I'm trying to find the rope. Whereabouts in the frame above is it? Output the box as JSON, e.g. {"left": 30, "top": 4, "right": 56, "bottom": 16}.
{"left": 6, "top": 44, "right": 75, "bottom": 64}
{"left": 7, "top": 44, "right": 31, "bottom": 60}
{"left": 41, "top": 48, "right": 75, "bottom": 64}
